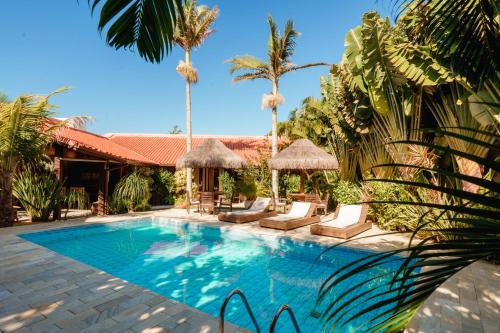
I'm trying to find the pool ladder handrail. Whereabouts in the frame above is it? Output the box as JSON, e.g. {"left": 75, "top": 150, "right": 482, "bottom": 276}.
{"left": 269, "top": 304, "right": 302, "bottom": 333}
{"left": 218, "top": 289, "right": 261, "bottom": 333}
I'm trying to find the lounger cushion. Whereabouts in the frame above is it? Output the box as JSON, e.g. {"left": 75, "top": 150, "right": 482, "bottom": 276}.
{"left": 321, "top": 204, "right": 363, "bottom": 228}
{"left": 249, "top": 197, "right": 271, "bottom": 212}
{"left": 264, "top": 202, "right": 312, "bottom": 222}
{"left": 221, "top": 197, "right": 271, "bottom": 217}
{"left": 286, "top": 202, "right": 311, "bottom": 217}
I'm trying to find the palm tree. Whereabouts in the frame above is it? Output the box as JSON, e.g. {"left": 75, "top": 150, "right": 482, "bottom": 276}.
{"left": 227, "top": 16, "right": 327, "bottom": 198}
{"left": 173, "top": 0, "right": 218, "bottom": 199}
{"left": 88, "top": 0, "right": 182, "bottom": 63}
{"left": 0, "top": 90, "right": 63, "bottom": 227}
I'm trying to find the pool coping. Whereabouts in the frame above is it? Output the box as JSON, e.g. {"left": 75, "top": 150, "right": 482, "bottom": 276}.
{"left": 1, "top": 209, "right": 499, "bottom": 333}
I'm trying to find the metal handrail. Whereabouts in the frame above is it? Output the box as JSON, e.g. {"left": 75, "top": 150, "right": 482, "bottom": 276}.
{"left": 269, "top": 304, "right": 302, "bottom": 333}
{"left": 218, "top": 289, "right": 261, "bottom": 333}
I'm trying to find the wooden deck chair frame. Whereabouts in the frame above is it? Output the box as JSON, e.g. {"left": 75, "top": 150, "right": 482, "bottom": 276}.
{"left": 218, "top": 198, "right": 276, "bottom": 223}
{"left": 259, "top": 203, "right": 320, "bottom": 231}
{"left": 310, "top": 203, "right": 371, "bottom": 239}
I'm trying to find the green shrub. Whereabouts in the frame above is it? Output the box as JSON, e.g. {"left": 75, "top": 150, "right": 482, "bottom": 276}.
{"left": 151, "top": 169, "right": 175, "bottom": 205}
{"left": 235, "top": 176, "right": 257, "bottom": 199}
{"left": 219, "top": 171, "right": 236, "bottom": 198}
{"left": 279, "top": 173, "right": 300, "bottom": 197}
{"left": 13, "top": 166, "right": 64, "bottom": 221}
{"left": 330, "top": 180, "right": 362, "bottom": 205}
{"left": 108, "top": 195, "right": 129, "bottom": 215}
{"left": 112, "top": 172, "right": 150, "bottom": 212}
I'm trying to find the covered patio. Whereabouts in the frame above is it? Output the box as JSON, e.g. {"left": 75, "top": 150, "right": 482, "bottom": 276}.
{"left": 47, "top": 125, "right": 156, "bottom": 216}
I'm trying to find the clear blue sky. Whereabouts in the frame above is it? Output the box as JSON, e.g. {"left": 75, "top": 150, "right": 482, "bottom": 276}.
{"left": 1, "top": 0, "right": 390, "bottom": 135}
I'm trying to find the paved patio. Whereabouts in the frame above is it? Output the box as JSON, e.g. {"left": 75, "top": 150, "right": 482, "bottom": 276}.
{"left": 0, "top": 209, "right": 498, "bottom": 332}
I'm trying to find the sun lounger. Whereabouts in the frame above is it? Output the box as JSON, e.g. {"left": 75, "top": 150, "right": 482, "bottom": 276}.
{"left": 259, "top": 201, "right": 319, "bottom": 231}
{"left": 218, "top": 197, "right": 276, "bottom": 223}
{"left": 310, "top": 203, "right": 371, "bottom": 239}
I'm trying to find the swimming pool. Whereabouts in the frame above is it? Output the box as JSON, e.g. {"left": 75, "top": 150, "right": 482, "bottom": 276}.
{"left": 19, "top": 218, "right": 402, "bottom": 332}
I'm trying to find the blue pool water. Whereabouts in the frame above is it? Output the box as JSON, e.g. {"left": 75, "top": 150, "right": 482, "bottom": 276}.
{"left": 19, "top": 218, "right": 402, "bottom": 332}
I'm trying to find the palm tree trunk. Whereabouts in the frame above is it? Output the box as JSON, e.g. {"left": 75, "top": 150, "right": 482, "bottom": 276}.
{"left": 0, "top": 170, "right": 15, "bottom": 227}
{"left": 271, "top": 81, "right": 279, "bottom": 200}
{"left": 185, "top": 50, "right": 193, "bottom": 200}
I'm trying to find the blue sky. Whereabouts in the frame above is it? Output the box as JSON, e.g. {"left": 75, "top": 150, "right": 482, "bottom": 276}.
{"left": 1, "top": 1, "right": 390, "bottom": 135}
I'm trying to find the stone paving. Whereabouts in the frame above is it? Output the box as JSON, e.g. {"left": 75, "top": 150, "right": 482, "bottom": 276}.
{"left": 0, "top": 209, "right": 498, "bottom": 332}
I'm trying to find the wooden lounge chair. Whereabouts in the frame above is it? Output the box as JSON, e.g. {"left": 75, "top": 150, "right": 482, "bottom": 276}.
{"left": 310, "top": 203, "right": 371, "bottom": 239}
{"left": 199, "top": 192, "right": 215, "bottom": 215}
{"left": 259, "top": 201, "right": 320, "bottom": 231}
{"left": 218, "top": 197, "right": 276, "bottom": 223}
{"left": 187, "top": 193, "right": 201, "bottom": 214}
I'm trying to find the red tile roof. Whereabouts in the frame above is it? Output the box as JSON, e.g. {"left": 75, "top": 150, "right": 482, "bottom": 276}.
{"left": 53, "top": 126, "right": 156, "bottom": 165}
{"left": 105, "top": 134, "right": 272, "bottom": 167}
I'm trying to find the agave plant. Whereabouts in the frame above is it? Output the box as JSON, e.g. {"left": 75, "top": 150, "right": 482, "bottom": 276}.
{"left": 0, "top": 89, "right": 66, "bottom": 227}
{"left": 316, "top": 126, "right": 499, "bottom": 332}
{"left": 12, "top": 165, "right": 64, "bottom": 222}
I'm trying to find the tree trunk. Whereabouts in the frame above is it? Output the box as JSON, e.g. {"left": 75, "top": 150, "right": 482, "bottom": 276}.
{"left": 185, "top": 51, "right": 193, "bottom": 200}
{"left": 0, "top": 171, "right": 15, "bottom": 227}
{"left": 271, "top": 81, "right": 279, "bottom": 200}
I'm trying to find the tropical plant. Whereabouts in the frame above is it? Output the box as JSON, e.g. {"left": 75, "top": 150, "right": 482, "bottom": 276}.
{"left": 227, "top": 16, "right": 327, "bottom": 199}
{"left": 173, "top": 0, "right": 218, "bottom": 199}
{"left": 0, "top": 89, "right": 65, "bottom": 227}
{"left": 316, "top": 127, "right": 499, "bottom": 332}
{"left": 112, "top": 171, "right": 150, "bottom": 212}
{"left": 394, "top": 0, "right": 499, "bottom": 89}
{"left": 236, "top": 149, "right": 273, "bottom": 198}
{"left": 64, "top": 189, "right": 90, "bottom": 219}
{"left": 330, "top": 180, "right": 363, "bottom": 205}
{"left": 219, "top": 171, "right": 236, "bottom": 199}
{"left": 87, "top": 0, "right": 182, "bottom": 63}
{"left": 278, "top": 173, "right": 300, "bottom": 198}
{"left": 151, "top": 168, "right": 176, "bottom": 205}
{"left": 12, "top": 165, "right": 64, "bottom": 222}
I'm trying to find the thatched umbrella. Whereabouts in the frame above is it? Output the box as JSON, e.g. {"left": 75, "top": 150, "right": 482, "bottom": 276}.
{"left": 268, "top": 138, "right": 338, "bottom": 193}
{"left": 176, "top": 138, "right": 247, "bottom": 192}
{"left": 176, "top": 138, "right": 247, "bottom": 169}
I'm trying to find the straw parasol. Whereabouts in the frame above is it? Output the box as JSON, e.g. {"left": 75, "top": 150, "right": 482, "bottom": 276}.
{"left": 176, "top": 138, "right": 247, "bottom": 169}
{"left": 268, "top": 138, "right": 338, "bottom": 193}
{"left": 268, "top": 139, "right": 338, "bottom": 170}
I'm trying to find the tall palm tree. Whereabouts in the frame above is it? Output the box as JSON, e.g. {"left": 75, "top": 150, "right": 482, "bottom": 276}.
{"left": 227, "top": 16, "right": 327, "bottom": 198}
{"left": 0, "top": 90, "right": 63, "bottom": 227}
{"left": 173, "top": 0, "right": 218, "bottom": 198}
{"left": 88, "top": 0, "right": 182, "bottom": 63}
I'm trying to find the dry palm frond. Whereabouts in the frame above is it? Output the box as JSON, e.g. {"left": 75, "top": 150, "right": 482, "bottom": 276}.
{"left": 176, "top": 60, "right": 198, "bottom": 83}
{"left": 261, "top": 93, "right": 284, "bottom": 110}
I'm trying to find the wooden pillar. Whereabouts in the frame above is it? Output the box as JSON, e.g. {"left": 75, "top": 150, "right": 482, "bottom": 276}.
{"left": 97, "top": 162, "right": 109, "bottom": 216}
{"left": 53, "top": 157, "right": 62, "bottom": 220}
{"left": 104, "top": 161, "right": 109, "bottom": 215}
{"left": 300, "top": 171, "right": 306, "bottom": 193}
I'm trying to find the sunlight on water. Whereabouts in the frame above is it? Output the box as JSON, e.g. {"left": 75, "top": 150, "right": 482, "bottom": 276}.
{"left": 19, "top": 218, "right": 403, "bottom": 332}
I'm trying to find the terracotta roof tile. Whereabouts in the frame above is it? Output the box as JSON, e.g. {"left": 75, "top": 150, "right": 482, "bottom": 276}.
{"left": 105, "top": 134, "right": 271, "bottom": 167}
{"left": 53, "top": 126, "right": 156, "bottom": 165}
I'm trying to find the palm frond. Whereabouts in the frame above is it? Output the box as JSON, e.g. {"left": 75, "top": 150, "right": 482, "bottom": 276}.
{"left": 225, "top": 55, "right": 269, "bottom": 75}
{"left": 283, "top": 63, "right": 329, "bottom": 75}
{"left": 316, "top": 127, "right": 499, "bottom": 332}
{"left": 88, "top": 0, "right": 181, "bottom": 63}
{"left": 395, "top": 0, "right": 500, "bottom": 89}
{"left": 173, "top": 0, "right": 219, "bottom": 51}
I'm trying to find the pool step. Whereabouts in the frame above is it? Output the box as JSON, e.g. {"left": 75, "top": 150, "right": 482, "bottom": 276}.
{"left": 218, "top": 289, "right": 302, "bottom": 333}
